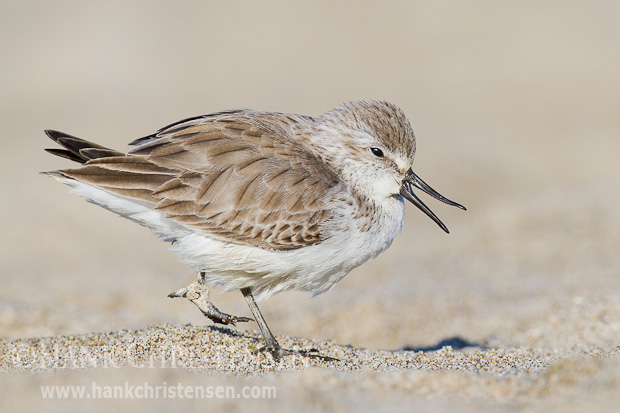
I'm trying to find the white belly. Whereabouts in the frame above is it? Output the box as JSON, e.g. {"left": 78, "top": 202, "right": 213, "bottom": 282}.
{"left": 55, "top": 176, "right": 406, "bottom": 302}
{"left": 173, "top": 196, "right": 406, "bottom": 301}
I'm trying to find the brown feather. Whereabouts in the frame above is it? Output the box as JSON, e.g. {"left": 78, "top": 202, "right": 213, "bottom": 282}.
{"left": 49, "top": 111, "right": 340, "bottom": 250}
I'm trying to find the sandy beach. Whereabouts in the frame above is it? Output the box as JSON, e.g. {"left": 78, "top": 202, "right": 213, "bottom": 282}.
{"left": 2, "top": 1, "right": 619, "bottom": 411}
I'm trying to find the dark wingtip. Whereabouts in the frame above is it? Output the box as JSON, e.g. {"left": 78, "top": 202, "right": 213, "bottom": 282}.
{"left": 44, "top": 129, "right": 65, "bottom": 142}
{"left": 44, "top": 147, "right": 85, "bottom": 163}
{"left": 43, "top": 129, "right": 124, "bottom": 163}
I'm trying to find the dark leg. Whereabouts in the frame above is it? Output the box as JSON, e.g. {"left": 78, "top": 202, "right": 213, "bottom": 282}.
{"left": 169, "top": 272, "right": 252, "bottom": 326}
{"left": 240, "top": 287, "right": 337, "bottom": 361}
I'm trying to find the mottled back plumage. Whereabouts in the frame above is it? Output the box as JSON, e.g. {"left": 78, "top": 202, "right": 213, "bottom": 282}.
{"left": 46, "top": 110, "right": 346, "bottom": 250}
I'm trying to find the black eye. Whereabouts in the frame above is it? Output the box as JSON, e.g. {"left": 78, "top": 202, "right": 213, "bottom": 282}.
{"left": 370, "top": 147, "right": 384, "bottom": 158}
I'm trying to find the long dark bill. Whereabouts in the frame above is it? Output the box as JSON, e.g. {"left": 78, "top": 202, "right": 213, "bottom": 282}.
{"left": 400, "top": 168, "right": 466, "bottom": 234}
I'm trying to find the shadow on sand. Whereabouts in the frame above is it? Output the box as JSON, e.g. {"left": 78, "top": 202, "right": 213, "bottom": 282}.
{"left": 399, "top": 336, "right": 485, "bottom": 352}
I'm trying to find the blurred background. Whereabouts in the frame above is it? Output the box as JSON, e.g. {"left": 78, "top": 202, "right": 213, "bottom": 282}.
{"left": 1, "top": 0, "right": 619, "bottom": 353}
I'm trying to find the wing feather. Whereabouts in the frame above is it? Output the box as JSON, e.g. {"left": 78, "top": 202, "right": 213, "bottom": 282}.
{"left": 55, "top": 111, "right": 340, "bottom": 250}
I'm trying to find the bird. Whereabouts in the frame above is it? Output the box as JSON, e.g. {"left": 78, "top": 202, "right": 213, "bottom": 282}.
{"left": 43, "top": 100, "right": 465, "bottom": 360}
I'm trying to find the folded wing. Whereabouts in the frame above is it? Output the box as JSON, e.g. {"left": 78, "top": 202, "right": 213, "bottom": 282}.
{"left": 49, "top": 111, "right": 340, "bottom": 250}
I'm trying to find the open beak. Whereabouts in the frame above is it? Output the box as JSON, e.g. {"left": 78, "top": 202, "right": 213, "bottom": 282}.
{"left": 400, "top": 168, "right": 466, "bottom": 233}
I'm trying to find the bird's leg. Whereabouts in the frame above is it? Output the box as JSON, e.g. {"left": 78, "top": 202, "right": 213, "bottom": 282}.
{"left": 240, "top": 287, "right": 337, "bottom": 361}
{"left": 169, "top": 272, "right": 252, "bottom": 326}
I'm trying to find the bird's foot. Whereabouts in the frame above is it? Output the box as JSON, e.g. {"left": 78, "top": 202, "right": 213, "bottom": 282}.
{"left": 168, "top": 275, "right": 252, "bottom": 326}
{"left": 253, "top": 344, "right": 338, "bottom": 362}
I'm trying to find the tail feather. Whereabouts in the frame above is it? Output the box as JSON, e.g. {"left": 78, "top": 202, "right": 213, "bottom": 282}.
{"left": 44, "top": 129, "right": 124, "bottom": 164}
{"left": 43, "top": 129, "right": 176, "bottom": 205}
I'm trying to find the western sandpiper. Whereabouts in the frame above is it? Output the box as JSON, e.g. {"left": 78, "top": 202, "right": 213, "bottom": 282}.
{"left": 44, "top": 100, "right": 465, "bottom": 360}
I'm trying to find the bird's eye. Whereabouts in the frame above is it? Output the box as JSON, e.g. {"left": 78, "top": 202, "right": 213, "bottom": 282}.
{"left": 370, "top": 147, "right": 384, "bottom": 158}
